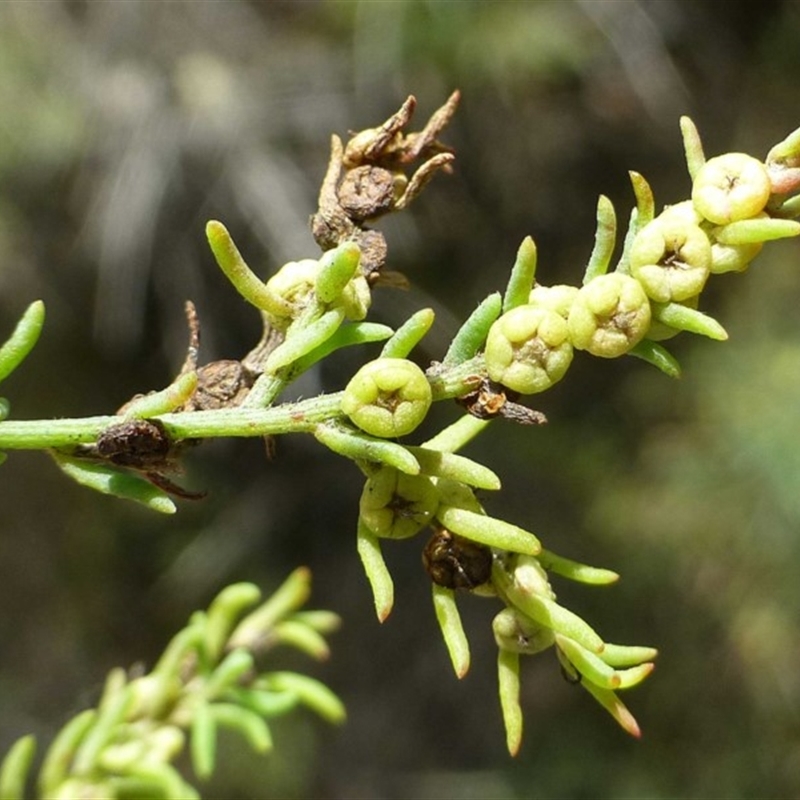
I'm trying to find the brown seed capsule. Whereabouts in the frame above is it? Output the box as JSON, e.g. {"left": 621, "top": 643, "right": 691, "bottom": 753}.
{"left": 422, "top": 526, "right": 493, "bottom": 590}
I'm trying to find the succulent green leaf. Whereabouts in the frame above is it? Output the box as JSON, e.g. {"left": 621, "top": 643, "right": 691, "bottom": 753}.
{"left": 38, "top": 710, "right": 97, "bottom": 796}
{"left": 407, "top": 446, "right": 501, "bottom": 490}
{"left": 265, "top": 308, "right": 346, "bottom": 373}
{"left": 538, "top": 549, "right": 620, "bottom": 585}
{"left": 119, "top": 371, "right": 198, "bottom": 418}
{"left": 356, "top": 520, "right": 395, "bottom": 622}
{"left": 206, "top": 221, "right": 289, "bottom": 315}
{"left": 0, "top": 300, "right": 45, "bottom": 386}
{"left": 679, "top": 116, "right": 706, "bottom": 180}
{"left": 443, "top": 292, "right": 503, "bottom": 365}
{"left": 503, "top": 236, "right": 538, "bottom": 312}
{"left": 421, "top": 414, "right": 492, "bottom": 454}
{"left": 600, "top": 642, "right": 659, "bottom": 668}
{"left": 651, "top": 301, "right": 728, "bottom": 341}
{"left": 437, "top": 505, "right": 540, "bottom": 555}
{"left": 380, "top": 308, "right": 435, "bottom": 358}
{"left": 227, "top": 567, "right": 312, "bottom": 651}
{"left": 225, "top": 687, "right": 299, "bottom": 719}
{"left": 577, "top": 678, "right": 642, "bottom": 739}
{"left": 208, "top": 704, "right": 273, "bottom": 753}
{"left": 583, "top": 195, "right": 617, "bottom": 284}
{"left": 261, "top": 672, "right": 346, "bottom": 725}
{"left": 190, "top": 701, "right": 217, "bottom": 781}
{"left": 314, "top": 422, "right": 421, "bottom": 474}
{"left": 431, "top": 584, "right": 471, "bottom": 678}
{"left": 204, "top": 649, "right": 255, "bottom": 699}
{"left": 203, "top": 583, "right": 262, "bottom": 662}
{"left": 627, "top": 339, "right": 682, "bottom": 379}
{"left": 497, "top": 648, "right": 523, "bottom": 756}
{"left": 315, "top": 241, "right": 361, "bottom": 303}
{"left": 272, "top": 619, "right": 331, "bottom": 660}
{"left": 556, "top": 634, "right": 620, "bottom": 689}
{"left": 0, "top": 735, "right": 36, "bottom": 800}
{"left": 50, "top": 451, "right": 177, "bottom": 514}
{"left": 713, "top": 217, "right": 800, "bottom": 245}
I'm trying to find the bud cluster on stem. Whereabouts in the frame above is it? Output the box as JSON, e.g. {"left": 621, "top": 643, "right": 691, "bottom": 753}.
{"left": 0, "top": 94, "right": 799, "bottom": 773}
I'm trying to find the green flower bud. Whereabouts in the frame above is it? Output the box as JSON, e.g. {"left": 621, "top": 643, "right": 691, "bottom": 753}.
{"left": 484, "top": 305, "right": 573, "bottom": 395}
{"left": 264, "top": 259, "right": 319, "bottom": 328}
{"left": 691, "top": 152, "right": 772, "bottom": 225}
{"left": 359, "top": 466, "right": 439, "bottom": 540}
{"left": 493, "top": 607, "right": 555, "bottom": 655}
{"left": 629, "top": 217, "right": 712, "bottom": 303}
{"left": 656, "top": 199, "right": 703, "bottom": 227}
{"left": 341, "top": 358, "right": 432, "bottom": 438}
{"left": 567, "top": 273, "right": 651, "bottom": 358}
{"left": 527, "top": 284, "right": 580, "bottom": 319}
{"left": 336, "top": 273, "right": 371, "bottom": 321}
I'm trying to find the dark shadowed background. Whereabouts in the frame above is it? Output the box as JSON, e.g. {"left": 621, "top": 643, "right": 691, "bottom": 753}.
{"left": 2, "top": 1, "right": 800, "bottom": 797}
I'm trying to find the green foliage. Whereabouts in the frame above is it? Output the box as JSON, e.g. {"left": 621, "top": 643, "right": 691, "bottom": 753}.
{"left": 0, "top": 570, "right": 343, "bottom": 800}
{"left": 1, "top": 88, "right": 799, "bottom": 794}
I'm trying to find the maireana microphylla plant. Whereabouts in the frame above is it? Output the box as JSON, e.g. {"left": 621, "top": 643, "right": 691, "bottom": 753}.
{"left": 1, "top": 92, "right": 799, "bottom": 794}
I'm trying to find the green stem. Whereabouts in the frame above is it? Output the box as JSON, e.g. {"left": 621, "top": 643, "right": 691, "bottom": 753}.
{"left": 0, "top": 394, "right": 345, "bottom": 450}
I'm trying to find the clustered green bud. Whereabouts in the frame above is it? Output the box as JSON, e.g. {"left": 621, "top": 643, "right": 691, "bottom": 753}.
{"left": 629, "top": 217, "right": 711, "bottom": 302}
{"left": 341, "top": 357, "right": 432, "bottom": 438}
{"left": 567, "top": 273, "right": 651, "bottom": 358}
{"left": 691, "top": 152, "right": 772, "bottom": 225}
{"left": 484, "top": 305, "right": 573, "bottom": 394}
{"left": 358, "top": 467, "right": 439, "bottom": 540}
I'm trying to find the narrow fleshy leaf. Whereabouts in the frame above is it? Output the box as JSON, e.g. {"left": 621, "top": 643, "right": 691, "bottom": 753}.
{"left": 261, "top": 672, "right": 346, "bottom": 725}
{"left": 503, "top": 237, "right": 538, "bottom": 312}
{"left": 580, "top": 680, "right": 642, "bottom": 738}
{"left": 50, "top": 452, "right": 177, "bottom": 514}
{"left": 204, "top": 650, "right": 255, "bottom": 699}
{"left": 627, "top": 339, "right": 682, "bottom": 378}
{"left": 315, "top": 242, "right": 361, "bottom": 303}
{"left": 443, "top": 292, "right": 503, "bottom": 365}
{"left": 265, "top": 308, "right": 345, "bottom": 372}
{"left": 356, "top": 520, "right": 394, "bottom": 622}
{"left": 436, "top": 505, "right": 540, "bottom": 555}
{"left": 407, "top": 446, "right": 501, "bottom": 490}
{"left": 601, "top": 643, "right": 659, "bottom": 668}
{"left": 713, "top": 217, "right": 800, "bottom": 245}
{"left": 120, "top": 371, "right": 198, "bottom": 418}
{"left": 314, "top": 422, "right": 420, "bottom": 475}
{"left": 497, "top": 649, "right": 523, "bottom": 756}
{"left": 72, "top": 687, "right": 134, "bottom": 775}
{"left": 556, "top": 634, "right": 620, "bottom": 689}
{"left": 190, "top": 701, "right": 217, "bottom": 780}
{"left": 291, "top": 321, "right": 394, "bottom": 375}
{"left": 204, "top": 583, "right": 262, "bottom": 662}
{"left": 380, "top": 308, "right": 435, "bottom": 358}
{"left": 583, "top": 195, "right": 617, "bottom": 284}
{"left": 272, "top": 620, "right": 331, "bottom": 660}
{"left": 538, "top": 549, "right": 620, "bottom": 585}
{"left": 0, "top": 735, "right": 36, "bottom": 800}
{"left": 421, "top": 414, "right": 492, "bottom": 454}
{"left": 0, "top": 300, "right": 45, "bottom": 386}
{"left": 432, "top": 584, "right": 471, "bottom": 678}
{"left": 208, "top": 704, "right": 273, "bottom": 753}
{"left": 228, "top": 567, "right": 312, "bottom": 651}
{"left": 225, "top": 687, "right": 299, "bottom": 719}
{"left": 680, "top": 116, "right": 706, "bottom": 180}
{"left": 206, "top": 221, "right": 289, "bottom": 315}
{"left": 651, "top": 302, "right": 728, "bottom": 341}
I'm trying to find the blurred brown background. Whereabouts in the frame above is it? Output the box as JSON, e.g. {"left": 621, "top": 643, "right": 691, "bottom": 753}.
{"left": 2, "top": 1, "right": 800, "bottom": 797}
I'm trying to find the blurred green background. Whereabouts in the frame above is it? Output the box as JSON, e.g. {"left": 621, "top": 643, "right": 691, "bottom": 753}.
{"left": 2, "top": 1, "right": 800, "bottom": 797}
